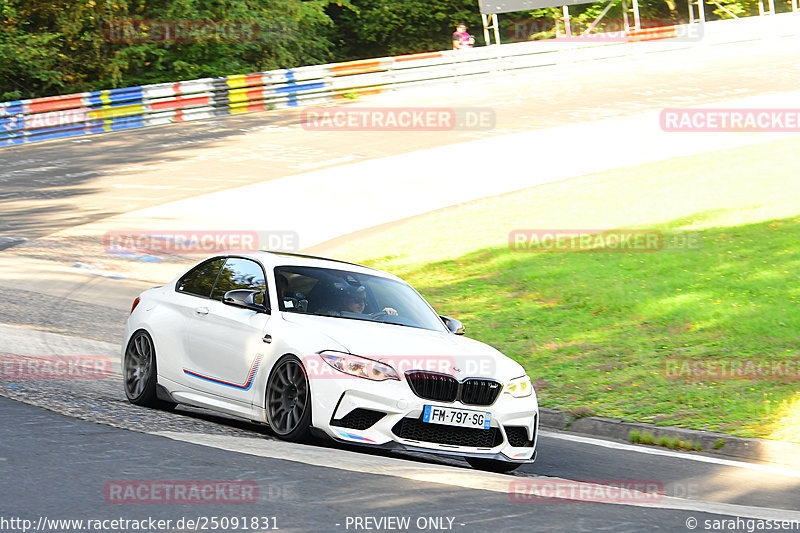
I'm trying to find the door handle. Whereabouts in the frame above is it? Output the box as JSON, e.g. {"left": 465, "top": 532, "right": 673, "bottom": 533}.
{"left": 194, "top": 307, "right": 209, "bottom": 316}
{"left": 263, "top": 334, "right": 272, "bottom": 344}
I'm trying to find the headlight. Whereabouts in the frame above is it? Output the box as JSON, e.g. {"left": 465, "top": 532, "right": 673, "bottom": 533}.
{"left": 504, "top": 375, "right": 533, "bottom": 398}
{"left": 318, "top": 351, "right": 400, "bottom": 381}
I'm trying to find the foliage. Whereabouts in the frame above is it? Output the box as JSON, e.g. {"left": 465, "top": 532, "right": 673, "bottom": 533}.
{"left": 2, "top": 0, "right": 794, "bottom": 99}
{"left": 326, "top": 0, "right": 482, "bottom": 60}
{"left": 1, "top": 0, "right": 340, "bottom": 99}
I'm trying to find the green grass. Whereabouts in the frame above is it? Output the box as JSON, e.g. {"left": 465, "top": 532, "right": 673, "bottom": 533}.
{"left": 324, "top": 136, "right": 800, "bottom": 441}
{"left": 630, "top": 430, "right": 702, "bottom": 452}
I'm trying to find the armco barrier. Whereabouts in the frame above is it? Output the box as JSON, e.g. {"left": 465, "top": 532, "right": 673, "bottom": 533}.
{"left": 1, "top": 13, "right": 798, "bottom": 147}
{"left": 627, "top": 26, "right": 679, "bottom": 41}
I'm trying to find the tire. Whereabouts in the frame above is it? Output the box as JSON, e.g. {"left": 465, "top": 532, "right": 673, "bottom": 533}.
{"left": 465, "top": 457, "right": 522, "bottom": 473}
{"left": 265, "top": 355, "right": 312, "bottom": 442}
{"left": 123, "top": 330, "right": 160, "bottom": 407}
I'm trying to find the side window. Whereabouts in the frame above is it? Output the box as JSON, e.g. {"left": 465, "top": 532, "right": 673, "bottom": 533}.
{"left": 211, "top": 258, "right": 267, "bottom": 303}
{"left": 176, "top": 258, "right": 225, "bottom": 298}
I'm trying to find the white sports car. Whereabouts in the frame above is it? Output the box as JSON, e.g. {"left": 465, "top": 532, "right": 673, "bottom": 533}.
{"left": 123, "top": 252, "right": 539, "bottom": 471}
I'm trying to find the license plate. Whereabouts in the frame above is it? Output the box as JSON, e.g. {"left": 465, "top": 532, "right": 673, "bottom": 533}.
{"left": 422, "top": 405, "right": 491, "bottom": 429}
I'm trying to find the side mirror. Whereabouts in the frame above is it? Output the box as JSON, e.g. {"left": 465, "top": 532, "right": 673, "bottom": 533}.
{"left": 440, "top": 315, "right": 465, "bottom": 335}
{"left": 223, "top": 289, "right": 269, "bottom": 313}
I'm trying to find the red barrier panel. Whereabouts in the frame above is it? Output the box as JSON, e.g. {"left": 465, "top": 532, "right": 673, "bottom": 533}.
{"left": 149, "top": 95, "right": 211, "bottom": 111}
{"left": 627, "top": 26, "right": 678, "bottom": 42}
{"left": 331, "top": 59, "right": 385, "bottom": 76}
{"left": 393, "top": 51, "right": 444, "bottom": 62}
{"left": 28, "top": 94, "right": 85, "bottom": 114}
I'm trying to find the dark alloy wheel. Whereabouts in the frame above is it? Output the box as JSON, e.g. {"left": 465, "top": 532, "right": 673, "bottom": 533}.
{"left": 266, "top": 355, "right": 312, "bottom": 442}
{"left": 124, "top": 330, "right": 159, "bottom": 406}
{"left": 124, "top": 330, "right": 175, "bottom": 409}
{"left": 465, "top": 457, "right": 522, "bottom": 473}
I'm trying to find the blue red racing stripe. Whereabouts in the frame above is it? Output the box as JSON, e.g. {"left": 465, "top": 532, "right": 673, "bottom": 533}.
{"left": 183, "top": 355, "right": 262, "bottom": 391}
{"left": 335, "top": 430, "right": 377, "bottom": 443}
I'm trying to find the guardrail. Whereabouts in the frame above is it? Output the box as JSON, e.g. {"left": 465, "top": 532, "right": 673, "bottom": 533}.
{"left": 1, "top": 13, "right": 798, "bottom": 147}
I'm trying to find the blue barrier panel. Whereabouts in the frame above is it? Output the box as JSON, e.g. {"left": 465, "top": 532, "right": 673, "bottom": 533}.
{"left": 0, "top": 101, "right": 25, "bottom": 118}
{"left": 85, "top": 87, "right": 144, "bottom": 107}
{"left": 28, "top": 127, "right": 90, "bottom": 143}
{"left": 85, "top": 115, "right": 146, "bottom": 133}
{"left": 0, "top": 115, "right": 25, "bottom": 132}
{"left": 0, "top": 131, "right": 27, "bottom": 147}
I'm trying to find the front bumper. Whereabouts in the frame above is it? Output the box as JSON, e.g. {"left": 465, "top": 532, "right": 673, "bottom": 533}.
{"left": 310, "top": 376, "right": 539, "bottom": 463}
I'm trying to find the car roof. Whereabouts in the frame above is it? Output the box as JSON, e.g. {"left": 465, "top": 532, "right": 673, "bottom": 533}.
{"left": 245, "top": 251, "right": 400, "bottom": 281}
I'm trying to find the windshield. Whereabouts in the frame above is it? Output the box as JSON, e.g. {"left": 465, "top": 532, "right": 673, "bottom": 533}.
{"left": 274, "top": 265, "right": 447, "bottom": 332}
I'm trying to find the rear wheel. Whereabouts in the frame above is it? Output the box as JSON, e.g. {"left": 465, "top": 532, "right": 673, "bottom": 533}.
{"left": 266, "top": 355, "right": 312, "bottom": 442}
{"left": 465, "top": 457, "right": 522, "bottom": 473}
{"left": 124, "top": 330, "right": 159, "bottom": 407}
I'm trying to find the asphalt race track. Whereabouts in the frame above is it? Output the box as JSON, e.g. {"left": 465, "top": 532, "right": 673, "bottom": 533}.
{"left": 4, "top": 397, "right": 798, "bottom": 533}
{"left": 1, "top": 34, "right": 800, "bottom": 533}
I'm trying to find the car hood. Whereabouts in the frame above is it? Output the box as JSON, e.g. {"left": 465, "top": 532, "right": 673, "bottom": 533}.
{"left": 280, "top": 313, "right": 526, "bottom": 380}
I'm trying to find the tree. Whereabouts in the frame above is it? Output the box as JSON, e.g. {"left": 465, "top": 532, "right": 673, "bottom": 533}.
{"left": 1, "top": 0, "right": 342, "bottom": 99}
{"left": 327, "top": 0, "right": 483, "bottom": 60}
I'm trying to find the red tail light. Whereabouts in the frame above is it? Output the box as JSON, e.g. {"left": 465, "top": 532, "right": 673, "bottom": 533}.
{"left": 130, "top": 297, "right": 141, "bottom": 314}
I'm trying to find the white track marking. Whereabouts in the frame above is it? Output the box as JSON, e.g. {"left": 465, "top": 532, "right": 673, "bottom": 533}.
{"left": 104, "top": 196, "right": 153, "bottom": 201}
{"left": 0, "top": 324, "right": 121, "bottom": 376}
{"left": 111, "top": 184, "right": 202, "bottom": 191}
{"left": 541, "top": 431, "right": 800, "bottom": 476}
{"left": 155, "top": 431, "right": 800, "bottom": 521}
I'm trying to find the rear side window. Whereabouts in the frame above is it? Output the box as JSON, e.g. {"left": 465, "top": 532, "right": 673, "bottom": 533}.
{"left": 211, "top": 258, "right": 267, "bottom": 302}
{"left": 176, "top": 258, "right": 225, "bottom": 298}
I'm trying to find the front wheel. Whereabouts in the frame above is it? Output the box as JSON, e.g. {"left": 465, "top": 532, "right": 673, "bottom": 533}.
{"left": 265, "top": 355, "right": 312, "bottom": 442}
{"left": 465, "top": 457, "right": 522, "bottom": 473}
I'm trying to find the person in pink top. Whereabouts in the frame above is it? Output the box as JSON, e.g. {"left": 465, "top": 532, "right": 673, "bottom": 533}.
{"left": 452, "top": 23, "right": 475, "bottom": 49}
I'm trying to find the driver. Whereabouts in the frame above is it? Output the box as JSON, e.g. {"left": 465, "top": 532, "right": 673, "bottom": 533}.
{"left": 341, "top": 284, "right": 398, "bottom": 316}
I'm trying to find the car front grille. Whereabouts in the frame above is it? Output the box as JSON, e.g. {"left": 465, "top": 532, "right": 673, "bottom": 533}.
{"left": 392, "top": 417, "right": 503, "bottom": 448}
{"left": 405, "top": 371, "right": 501, "bottom": 406}
{"left": 405, "top": 371, "right": 458, "bottom": 403}
{"left": 330, "top": 408, "right": 385, "bottom": 430}
{"left": 461, "top": 378, "right": 502, "bottom": 406}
